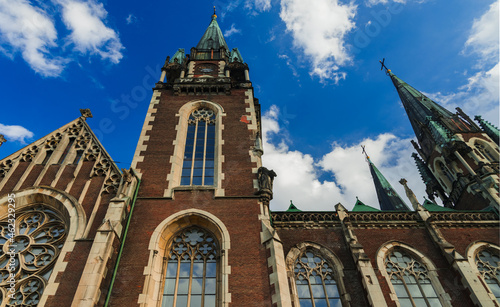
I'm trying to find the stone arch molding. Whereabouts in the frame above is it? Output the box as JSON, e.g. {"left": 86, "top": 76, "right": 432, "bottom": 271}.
{"left": 138, "top": 209, "right": 231, "bottom": 306}
{"left": 376, "top": 241, "right": 452, "bottom": 307}
{"left": 165, "top": 99, "right": 227, "bottom": 197}
{"left": 466, "top": 241, "right": 500, "bottom": 303}
{"left": 285, "top": 241, "right": 351, "bottom": 307}
{"left": 0, "top": 186, "right": 87, "bottom": 305}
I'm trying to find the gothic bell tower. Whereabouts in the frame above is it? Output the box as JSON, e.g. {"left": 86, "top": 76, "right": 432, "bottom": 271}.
{"left": 108, "top": 10, "right": 283, "bottom": 306}
{"left": 384, "top": 66, "right": 500, "bottom": 211}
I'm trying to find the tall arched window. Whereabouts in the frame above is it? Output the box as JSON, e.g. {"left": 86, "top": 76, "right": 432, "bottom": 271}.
{"left": 437, "top": 161, "right": 454, "bottom": 188}
{"left": 474, "top": 141, "right": 498, "bottom": 163}
{"left": 474, "top": 248, "right": 500, "bottom": 301}
{"left": 162, "top": 226, "right": 218, "bottom": 307}
{"left": 181, "top": 108, "right": 216, "bottom": 186}
{"left": 293, "top": 248, "right": 342, "bottom": 307}
{"left": 0, "top": 205, "right": 67, "bottom": 306}
{"left": 385, "top": 249, "right": 442, "bottom": 307}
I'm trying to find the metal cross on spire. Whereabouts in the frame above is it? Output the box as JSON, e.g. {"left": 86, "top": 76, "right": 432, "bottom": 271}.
{"left": 379, "top": 58, "right": 391, "bottom": 74}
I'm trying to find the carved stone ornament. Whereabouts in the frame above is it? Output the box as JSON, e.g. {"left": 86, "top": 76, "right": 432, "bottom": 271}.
{"left": 0, "top": 159, "right": 13, "bottom": 178}
{"left": 0, "top": 134, "right": 6, "bottom": 146}
{"left": 80, "top": 108, "right": 93, "bottom": 118}
{"left": 21, "top": 146, "right": 39, "bottom": 162}
{"left": 84, "top": 144, "right": 101, "bottom": 162}
{"left": 92, "top": 157, "right": 111, "bottom": 177}
{"left": 103, "top": 172, "right": 120, "bottom": 194}
{"left": 66, "top": 121, "right": 83, "bottom": 137}
{"left": 45, "top": 133, "right": 62, "bottom": 151}
{"left": 75, "top": 133, "right": 91, "bottom": 149}
{"left": 257, "top": 167, "right": 277, "bottom": 194}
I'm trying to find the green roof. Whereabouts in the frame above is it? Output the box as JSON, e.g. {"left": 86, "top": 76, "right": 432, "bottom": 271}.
{"left": 286, "top": 201, "right": 302, "bottom": 212}
{"left": 196, "top": 15, "right": 229, "bottom": 50}
{"left": 352, "top": 198, "right": 381, "bottom": 212}
{"left": 422, "top": 199, "right": 455, "bottom": 211}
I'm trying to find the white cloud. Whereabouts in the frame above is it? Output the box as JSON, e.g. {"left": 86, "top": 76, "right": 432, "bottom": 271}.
{"left": 279, "top": 0, "right": 356, "bottom": 83}
{"left": 246, "top": 0, "right": 272, "bottom": 12}
{"left": 224, "top": 24, "right": 241, "bottom": 37}
{"left": 0, "top": 123, "right": 34, "bottom": 144}
{"left": 0, "top": 0, "right": 65, "bottom": 76}
{"left": 365, "top": 0, "right": 406, "bottom": 6}
{"left": 262, "top": 106, "right": 426, "bottom": 211}
{"left": 56, "top": 0, "right": 123, "bottom": 63}
{"left": 426, "top": 1, "right": 499, "bottom": 127}
{"left": 463, "top": 1, "right": 499, "bottom": 67}
{"left": 126, "top": 13, "right": 137, "bottom": 25}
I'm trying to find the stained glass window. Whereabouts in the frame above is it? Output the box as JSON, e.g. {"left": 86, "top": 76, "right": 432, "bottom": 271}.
{"left": 162, "top": 227, "right": 217, "bottom": 307}
{"left": 294, "top": 249, "right": 342, "bottom": 307}
{"left": 475, "top": 248, "right": 500, "bottom": 301}
{"left": 0, "top": 205, "right": 67, "bottom": 306}
{"left": 181, "top": 109, "right": 216, "bottom": 186}
{"left": 385, "top": 250, "right": 442, "bottom": 307}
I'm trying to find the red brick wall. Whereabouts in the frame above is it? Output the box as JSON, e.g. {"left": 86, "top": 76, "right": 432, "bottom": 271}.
{"left": 277, "top": 227, "right": 369, "bottom": 307}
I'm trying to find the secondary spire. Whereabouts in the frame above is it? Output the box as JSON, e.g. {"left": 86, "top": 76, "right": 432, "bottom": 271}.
{"left": 362, "top": 145, "right": 411, "bottom": 211}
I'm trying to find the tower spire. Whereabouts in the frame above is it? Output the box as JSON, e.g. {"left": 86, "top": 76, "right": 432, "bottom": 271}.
{"left": 361, "top": 146, "right": 411, "bottom": 211}
{"left": 195, "top": 8, "right": 228, "bottom": 51}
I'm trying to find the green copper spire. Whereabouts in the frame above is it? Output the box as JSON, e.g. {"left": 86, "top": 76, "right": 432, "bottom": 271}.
{"left": 362, "top": 146, "right": 411, "bottom": 211}
{"left": 475, "top": 115, "right": 499, "bottom": 144}
{"left": 387, "top": 70, "right": 454, "bottom": 140}
{"left": 196, "top": 9, "right": 229, "bottom": 51}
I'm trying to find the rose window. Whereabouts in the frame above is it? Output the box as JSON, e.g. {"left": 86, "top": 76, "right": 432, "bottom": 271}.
{"left": 0, "top": 205, "right": 67, "bottom": 306}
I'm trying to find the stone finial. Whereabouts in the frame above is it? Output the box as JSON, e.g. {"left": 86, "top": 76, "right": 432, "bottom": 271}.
{"left": 399, "top": 178, "right": 420, "bottom": 210}
{"left": 0, "top": 135, "right": 6, "bottom": 147}
{"left": 80, "top": 109, "right": 93, "bottom": 119}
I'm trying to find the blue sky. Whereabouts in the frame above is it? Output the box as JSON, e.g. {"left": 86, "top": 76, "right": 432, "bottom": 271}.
{"left": 0, "top": 0, "right": 498, "bottom": 211}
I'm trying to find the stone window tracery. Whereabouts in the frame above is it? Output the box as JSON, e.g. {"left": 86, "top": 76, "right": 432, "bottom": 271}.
{"left": 293, "top": 249, "right": 342, "bottom": 307}
{"left": 0, "top": 205, "right": 67, "bottom": 306}
{"left": 162, "top": 226, "right": 218, "bottom": 307}
{"left": 181, "top": 108, "right": 216, "bottom": 186}
{"left": 385, "top": 249, "right": 442, "bottom": 307}
{"left": 474, "top": 141, "right": 498, "bottom": 162}
{"left": 474, "top": 248, "right": 500, "bottom": 301}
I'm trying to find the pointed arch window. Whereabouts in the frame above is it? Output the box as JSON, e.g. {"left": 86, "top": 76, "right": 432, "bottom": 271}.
{"left": 437, "top": 162, "right": 454, "bottom": 187}
{"left": 181, "top": 108, "right": 216, "bottom": 186}
{"left": 474, "top": 141, "right": 498, "bottom": 163}
{"left": 0, "top": 205, "right": 67, "bottom": 306}
{"left": 294, "top": 249, "right": 342, "bottom": 307}
{"left": 162, "top": 226, "right": 218, "bottom": 307}
{"left": 385, "top": 249, "right": 442, "bottom": 307}
{"left": 474, "top": 248, "right": 500, "bottom": 301}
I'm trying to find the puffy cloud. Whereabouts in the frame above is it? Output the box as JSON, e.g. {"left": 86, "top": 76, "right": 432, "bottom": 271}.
{"left": 0, "top": 123, "right": 34, "bottom": 144}
{"left": 262, "top": 106, "right": 426, "bottom": 211}
{"left": 426, "top": 1, "right": 499, "bottom": 127}
{"left": 279, "top": 0, "right": 356, "bottom": 83}
{"left": 0, "top": 0, "right": 65, "bottom": 76}
{"left": 463, "top": 1, "right": 499, "bottom": 67}
{"left": 224, "top": 24, "right": 241, "bottom": 37}
{"left": 57, "top": 0, "right": 123, "bottom": 63}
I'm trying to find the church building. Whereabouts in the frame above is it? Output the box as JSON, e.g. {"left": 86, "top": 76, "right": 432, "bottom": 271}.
{"left": 0, "top": 11, "right": 498, "bottom": 307}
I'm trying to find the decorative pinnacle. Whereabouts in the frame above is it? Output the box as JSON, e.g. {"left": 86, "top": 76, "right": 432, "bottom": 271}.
{"left": 212, "top": 6, "right": 217, "bottom": 19}
{"left": 379, "top": 58, "right": 391, "bottom": 74}
{"left": 0, "top": 134, "right": 6, "bottom": 147}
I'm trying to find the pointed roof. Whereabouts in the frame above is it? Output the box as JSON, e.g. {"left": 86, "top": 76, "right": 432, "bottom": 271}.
{"left": 475, "top": 115, "right": 499, "bottom": 144}
{"left": 352, "top": 198, "right": 381, "bottom": 212}
{"left": 196, "top": 12, "right": 229, "bottom": 50}
{"left": 388, "top": 70, "right": 455, "bottom": 139}
{"left": 286, "top": 200, "right": 301, "bottom": 212}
